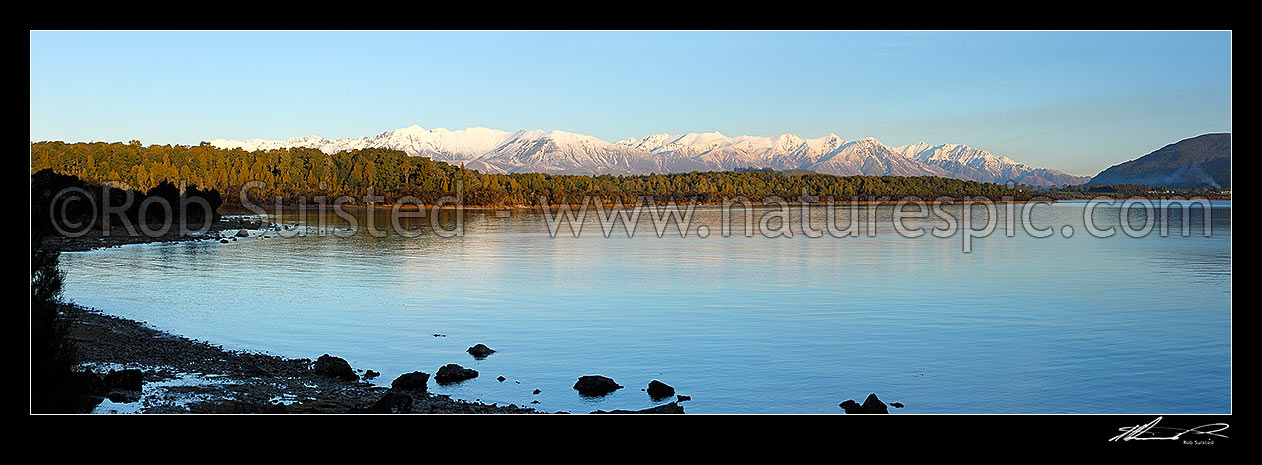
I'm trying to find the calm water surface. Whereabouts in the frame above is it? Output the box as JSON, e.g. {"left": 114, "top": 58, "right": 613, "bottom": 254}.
{"left": 60, "top": 201, "right": 1231, "bottom": 413}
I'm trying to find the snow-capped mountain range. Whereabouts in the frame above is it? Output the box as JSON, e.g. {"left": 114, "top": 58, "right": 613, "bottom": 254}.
{"left": 210, "top": 125, "right": 1089, "bottom": 186}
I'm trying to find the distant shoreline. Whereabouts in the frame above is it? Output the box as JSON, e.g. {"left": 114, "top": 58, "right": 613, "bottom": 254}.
{"left": 224, "top": 198, "right": 1063, "bottom": 214}
{"left": 222, "top": 195, "right": 1233, "bottom": 213}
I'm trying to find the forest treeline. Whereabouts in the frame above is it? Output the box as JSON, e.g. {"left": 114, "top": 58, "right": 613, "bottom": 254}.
{"left": 31, "top": 141, "right": 1041, "bottom": 206}
{"left": 31, "top": 168, "right": 222, "bottom": 234}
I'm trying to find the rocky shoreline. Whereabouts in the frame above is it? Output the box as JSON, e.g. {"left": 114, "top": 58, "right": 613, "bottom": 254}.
{"left": 46, "top": 215, "right": 274, "bottom": 253}
{"left": 44, "top": 215, "right": 697, "bottom": 414}
{"left": 56, "top": 289, "right": 905, "bottom": 415}
{"left": 46, "top": 217, "right": 905, "bottom": 415}
{"left": 65, "top": 304, "right": 543, "bottom": 414}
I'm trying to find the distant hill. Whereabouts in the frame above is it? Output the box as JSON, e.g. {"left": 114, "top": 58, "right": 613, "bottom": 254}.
{"left": 1087, "top": 133, "right": 1231, "bottom": 188}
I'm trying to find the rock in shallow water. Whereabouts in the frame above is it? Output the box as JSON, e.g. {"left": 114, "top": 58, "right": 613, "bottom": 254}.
{"left": 592, "top": 402, "right": 685, "bottom": 414}
{"left": 434, "top": 364, "right": 478, "bottom": 385}
{"left": 313, "top": 354, "right": 358, "bottom": 381}
{"left": 467, "top": 344, "right": 496, "bottom": 359}
{"left": 646, "top": 380, "right": 675, "bottom": 400}
{"left": 573, "top": 375, "right": 622, "bottom": 397}
{"left": 391, "top": 371, "right": 430, "bottom": 392}
{"left": 839, "top": 393, "right": 889, "bottom": 414}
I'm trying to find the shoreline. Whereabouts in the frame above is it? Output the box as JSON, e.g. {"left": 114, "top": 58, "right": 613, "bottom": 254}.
{"left": 45, "top": 216, "right": 270, "bottom": 253}
{"left": 64, "top": 304, "right": 546, "bottom": 414}
{"left": 223, "top": 198, "right": 1064, "bottom": 213}
{"left": 219, "top": 195, "right": 1230, "bottom": 214}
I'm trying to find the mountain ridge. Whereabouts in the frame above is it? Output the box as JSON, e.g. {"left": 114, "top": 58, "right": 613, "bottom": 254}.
{"left": 210, "top": 125, "right": 1091, "bottom": 187}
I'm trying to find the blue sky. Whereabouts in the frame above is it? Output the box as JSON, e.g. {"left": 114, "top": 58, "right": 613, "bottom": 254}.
{"left": 30, "top": 31, "right": 1230, "bottom": 176}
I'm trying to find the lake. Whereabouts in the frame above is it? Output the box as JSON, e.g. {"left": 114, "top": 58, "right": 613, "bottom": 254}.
{"left": 59, "top": 200, "right": 1232, "bottom": 413}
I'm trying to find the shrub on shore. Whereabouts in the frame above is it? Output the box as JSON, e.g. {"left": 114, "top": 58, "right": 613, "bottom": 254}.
{"left": 30, "top": 227, "right": 84, "bottom": 413}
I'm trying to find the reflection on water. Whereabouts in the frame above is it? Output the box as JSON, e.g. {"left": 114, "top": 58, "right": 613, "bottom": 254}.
{"left": 60, "top": 202, "right": 1231, "bottom": 413}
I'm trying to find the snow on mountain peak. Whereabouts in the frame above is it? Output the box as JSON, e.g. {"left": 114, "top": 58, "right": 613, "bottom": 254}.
{"left": 207, "top": 125, "right": 1087, "bottom": 186}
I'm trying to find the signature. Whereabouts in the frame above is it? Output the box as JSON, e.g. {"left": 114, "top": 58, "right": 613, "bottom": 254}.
{"left": 1110, "top": 417, "right": 1229, "bottom": 442}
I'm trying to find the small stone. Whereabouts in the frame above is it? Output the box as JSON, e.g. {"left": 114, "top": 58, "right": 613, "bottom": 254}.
{"left": 677, "top": 395, "right": 691, "bottom": 402}
{"left": 890, "top": 402, "right": 905, "bottom": 408}
{"left": 497, "top": 376, "right": 506, "bottom": 382}
{"left": 533, "top": 389, "right": 541, "bottom": 395}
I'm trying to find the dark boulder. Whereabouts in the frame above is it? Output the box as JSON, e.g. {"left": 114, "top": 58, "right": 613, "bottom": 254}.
{"left": 235, "top": 229, "right": 250, "bottom": 237}
{"left": 890, "top": 402, "right": 905, "bottom": 408}
{"left": 533, "top": 389, "right": 541, "bottom": 395}
{"left": 860, "top": 393, "right": 889, "bottom": 413}
{"left": 363, "top": 370, "right": 380, "bottom": 380}
{"left": 313, "top": 354, "right": 358, "bottom": 381}
{"left": 573, "top": 375, "right": 622, "bottom": 397}
{"left": 647, "top": 380, "right": 675, "bottom": 400}
{"left": 497, "top": 376, "right": 506, "bottom": 382}
{"left": 219, "top": 239, "right": 229, "bottom": 244}
{"left": 467, "top": 344, "right": 496, "bottom": 359}
{"left": 592, "top": 402, "right": 685, "bottom": 414}
{"left": 838, "top": 400, "right": 861, "bottom": 413}
{"left": 106, "top": 390, "right": 141, "bottom": 403}
{"left": 677, "top": 395, "right": 691, "bottom": 402}
{"left": 104, "top": 369, "right": 144, "bottom": 391}
{"left": 839, "top": 393, "right": 889, "bottom": 414}
{"left": 434, "top": 364, "right": 478, "bottom": 385}
{"left": 75, "top": 371, "right": 108, "bottom": 396}
{"left": 360, "top": 391, "right": 413, "bottom": 414}
{"left": 390, "top": 371, "right": 430, "bottom": 392}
